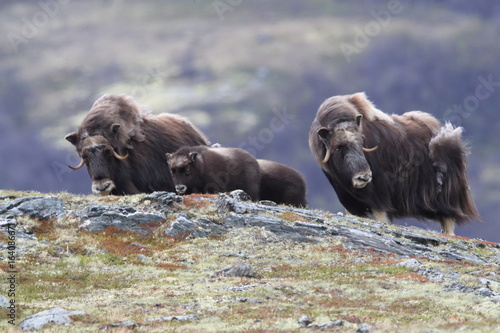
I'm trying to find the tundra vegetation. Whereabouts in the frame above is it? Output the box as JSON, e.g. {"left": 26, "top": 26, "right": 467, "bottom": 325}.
{"left": 0, "top": 189, "right": 499, "bottom": 332}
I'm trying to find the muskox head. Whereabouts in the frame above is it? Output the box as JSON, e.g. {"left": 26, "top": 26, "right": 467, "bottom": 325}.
{"left": 311, "top": 94, "right": 385, "bottom": 191}
{"left": 165, "top": 148, "right": 200, "bottom": 195}
{"left": 65, "top": 135, "right": 128, "bottom": 195}
{"left": 316, "top": 115, "right": 377, "bottom": 189}
{"left": 65, "top": 94, "right": 145, "bottom": 195}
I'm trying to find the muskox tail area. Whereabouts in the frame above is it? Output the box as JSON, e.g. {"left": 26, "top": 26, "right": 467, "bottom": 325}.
{"left": 428, "top": 123, "right": 480, "bottom": 224}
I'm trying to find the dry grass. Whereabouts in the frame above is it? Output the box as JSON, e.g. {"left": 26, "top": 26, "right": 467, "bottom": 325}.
{"left": 1, "top": 190, "right": 499, "bottom": 332}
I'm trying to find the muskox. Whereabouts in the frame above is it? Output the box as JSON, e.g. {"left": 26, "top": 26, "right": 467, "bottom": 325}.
{"left": 257, "top": 159, "right": 307, "bottom": 207}
{"left": 166, "top": 145, "right": 261, "bottom": 201}
{"left": 309, "top": 92, "right": 479, "bottom": 235}
{"left": 65, "top": 94, "right": 210, "bottom": 195}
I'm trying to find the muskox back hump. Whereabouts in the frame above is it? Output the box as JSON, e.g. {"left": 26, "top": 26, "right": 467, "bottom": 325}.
{"left": 193, "top": 146, "right": 261, "bottom": 201}
{"left": 257, "top": 159, "right": 307, "bottom": 207}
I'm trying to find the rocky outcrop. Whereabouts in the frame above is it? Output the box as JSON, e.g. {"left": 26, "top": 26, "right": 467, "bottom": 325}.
{"left": 0, "top": 190, "right": 499, "bottom": 332}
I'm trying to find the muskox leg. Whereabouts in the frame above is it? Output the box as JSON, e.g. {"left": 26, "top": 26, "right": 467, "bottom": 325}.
{"left": 372, "top": 210, "right": 389, "bottom": 223}
{"left": 440, "top": 218, "right": 455, "bottom": 235}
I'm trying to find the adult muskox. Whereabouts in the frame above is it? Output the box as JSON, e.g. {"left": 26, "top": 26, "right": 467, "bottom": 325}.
{"left": 309, "top": 92, "right": 479, "bottom": 235}
{"left": 65, "top": 94, "right": 210, "bottom": 195}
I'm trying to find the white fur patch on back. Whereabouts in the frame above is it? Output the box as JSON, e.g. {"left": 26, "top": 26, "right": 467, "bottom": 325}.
{"left": 349, "top": 92, "right": 394, "bottom": 124}
{"left": 430, "top": 122, "right": 463, "bottom": 144}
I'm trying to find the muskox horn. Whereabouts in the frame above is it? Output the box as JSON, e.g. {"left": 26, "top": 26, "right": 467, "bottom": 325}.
{"left": 112, "top": 149, "right": 129, "bottom": 160}
{"left": 68, "top": 159, "right": 85, "bottom": 170}
{"left": 362, "top": 145, "right": 378, "bottom": 153}
{"left": 319, "top": 148, "right": 331, "bottom": 164}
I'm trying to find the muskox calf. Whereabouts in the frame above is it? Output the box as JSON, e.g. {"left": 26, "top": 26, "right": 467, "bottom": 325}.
{"left": 166, "top": 146, "right": 261, "bottom": 201}
{"left": 257, "top": 159, "right": 307, "bottom": 207}
{"left": 309, "top": 92, "right": 480, "bottom": 235}
{"left": 65, "top": 94, "right": 210, "bottom": 195}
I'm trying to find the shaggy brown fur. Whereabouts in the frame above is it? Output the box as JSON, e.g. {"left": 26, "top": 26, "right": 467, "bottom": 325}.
{"left": 65, "top": 94, "right": 210, "bottom": 195}
{"left": 257, "top": 159, "right": 307, "bottom": 207}
{"left": 309, "top": 92, "right": 479, "bottom": 235}
{"left": 166, "top": 146, "right": 261, "bottom": 201}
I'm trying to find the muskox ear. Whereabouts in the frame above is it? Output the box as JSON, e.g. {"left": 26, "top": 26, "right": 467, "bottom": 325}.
{"left": 188, "top": 152, "right": 198, "bottom": 163}
{"left": 111, "top": 123, "right": 121, "bottom": 135}
{"left": 317, "top": 128, "right": 329, "bottom": 140}
{"left": 356, "top": 114, "right": 363, "bottom": 127}
{"left": 65, "top": 132, "right": 78, "bottom": 145}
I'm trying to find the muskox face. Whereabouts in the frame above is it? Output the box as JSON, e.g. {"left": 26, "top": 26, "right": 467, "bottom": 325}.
{"left": 65, "top": 135, "right": 129, "bottom": 195}
{"left": 316, "top": 115, "right": 375, "bottom": 189}
{"left": 65, "top": 94, "right": 147, "bottom": 195}
{"left": 166, "top": 150, "right": 200, "bottom": 195}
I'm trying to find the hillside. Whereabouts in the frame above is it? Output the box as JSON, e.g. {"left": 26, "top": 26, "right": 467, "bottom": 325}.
{"left": 0, "top": 1, "right": 499, "bottom": 240}
{"left": 1, "top": 190, "right": 499, "bottom": 332}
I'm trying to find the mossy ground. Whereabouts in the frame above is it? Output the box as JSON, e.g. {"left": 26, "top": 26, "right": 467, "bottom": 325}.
{"left": 0, "top": 190, "right": 499, "bottom": 332}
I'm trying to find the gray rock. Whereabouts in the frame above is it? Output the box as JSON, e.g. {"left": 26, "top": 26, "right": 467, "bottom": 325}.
{"left": 216, "top": 193, "right": 249, "bottom": 214}
{"left": 259, "top": 200, "right": 277, "bottom": 206}
{"left": 0, "top": 218, "right": 37, "bottom": 240}
{"left": 239, "top": 298, "right": 263, "bottom": 303}
{"left": 0, "top": 294, "right": 9, "bottom": 308}
{"left": 164, "top": 216, "right": 207, "bottom": 239}
{"left": 101, "top": 320, "right": 136, "bottom": 330}
{"left": 149, "top": 315, "right": 196, "bottom": 322}
{"left": 298, "top": 315, "right": 312, "bottom": 327}
{"left": 229, "top": 190, "right": 252, "bottom": 202}
{"left": 308, "top": 320, "right": 344, "bottom": 329}
{"left": 142, "top": 191, "right": 183, "bottom": 206}
{"left": 357, "top": 323, "right": 371, "bottom": 332}
{"left": 477, "top": 287, "right": 494, "bottom": 297}
{"left": 19, "top": 307, "right": 85, "bottom": 331}
{"left": 79, "top": 205, "right": 165, "bottom": 233}
{"left": 394, "top": 230, "right": 445, "bottom": 247}
{"left": 224, "top": 214, "right": 322, "bottom": 243}
{"left": 224, "top": 251, "right": 248, "bottom": 259}
{"left": 397, "top": 259, "right": 421, "bottom": 270}
{"left": 1, "top": 196, "right": 65, "bottom": 220}
{"left": 438, "top": 250, "right": 486, "bottom": 264}
{"left": 339, "top": 226, "right": 415, "bottom": 256}
{"left": 213, "top": 263, "right": 255, "bottom": 278}
{"left": 444, "top": 281, "right": 475, "bottom": 294}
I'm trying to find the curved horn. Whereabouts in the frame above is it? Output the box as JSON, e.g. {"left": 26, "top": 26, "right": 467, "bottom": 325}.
{"left": 68, "top": 159, "right": 85, "bottom": 170}
{"left": 319, "top": 148, "right": 331, "bottom": 164}
{"left": 362, "top": 145, "right": 378, "bottom": 153}
{"left": 112, "top": 149, "right": 129, "bottom": 160}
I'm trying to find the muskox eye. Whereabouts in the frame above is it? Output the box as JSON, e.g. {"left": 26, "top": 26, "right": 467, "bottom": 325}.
{"left": 185, "top": 167, "right": 191, "bottom": 175}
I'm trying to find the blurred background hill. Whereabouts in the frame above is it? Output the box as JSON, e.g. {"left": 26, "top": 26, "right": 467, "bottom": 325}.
{"left": 1, "top": 0, "right": 499, "bottom": 241}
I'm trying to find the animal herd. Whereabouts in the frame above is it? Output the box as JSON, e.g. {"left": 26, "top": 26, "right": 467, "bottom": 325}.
{"left": 66, "top": 93, "right": 480, "bottom": 235}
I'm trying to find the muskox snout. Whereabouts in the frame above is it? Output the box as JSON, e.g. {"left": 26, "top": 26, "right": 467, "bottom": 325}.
{"left": 352, "top": 170, "right": 372, "bottom": 189}
{"left": 175, "top": 184, "right": 187, "bottom": 195}
{"left": 92, "top": 179, "right": 115, "bottom": 195}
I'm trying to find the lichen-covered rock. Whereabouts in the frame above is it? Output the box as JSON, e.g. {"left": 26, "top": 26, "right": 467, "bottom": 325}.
{"left": 213, "top": 263, "right": 255, "bottom": 278}
{"left": 78, "top": 205, "right": 165, "bottom": 233}
{"left": 0, "top": 196, "right": 65, "bottom": 220}
{"left": 1, "top": 190, "right": 500, "bottom": 332}
{"left": 164, "top": 216, "right": 208, "bottom": 239}
{"left": 18, "top": 307, "right": 85, "bottom": 331}
{"left": 142, "top": 191, "right": 184, "bottom": 206}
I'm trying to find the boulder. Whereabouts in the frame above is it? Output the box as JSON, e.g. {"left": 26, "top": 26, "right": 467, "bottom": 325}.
{"left": 19, "top": 307, "right": 85, "bottom": 331}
